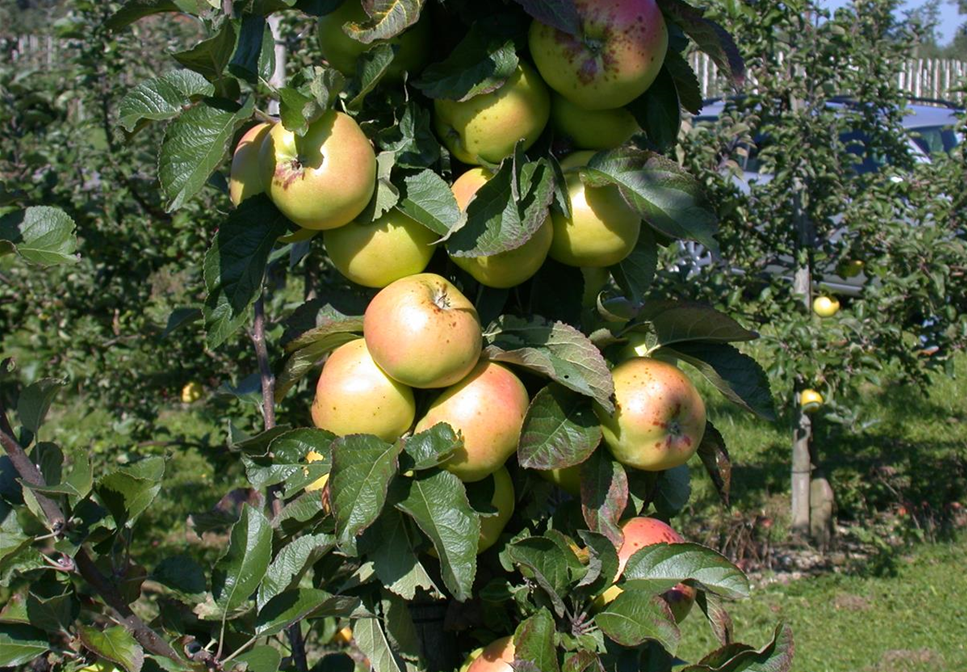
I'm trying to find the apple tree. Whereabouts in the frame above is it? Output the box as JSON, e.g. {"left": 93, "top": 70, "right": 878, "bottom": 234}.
{"left": 1, "top": 1, "right": 794, "bottom": 671}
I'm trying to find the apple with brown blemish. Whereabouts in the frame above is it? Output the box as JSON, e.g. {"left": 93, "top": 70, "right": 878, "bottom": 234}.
{"left": 594, "top": 357, "right": 706, "bottom": 471}
{"left": 528, "top": 0, "right": 669, "bottom": 110}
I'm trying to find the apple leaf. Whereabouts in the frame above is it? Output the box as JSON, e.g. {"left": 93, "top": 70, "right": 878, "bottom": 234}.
{"left": 682, "top": 622, "right": 794, "bottom": 672}
{"left": 630, "top": 301, "right": 759, "bottom": 346}
{"left": 232, "top": 646, "right": 282, "bottom": 672}
{"left": 364, "top": 509, "right": 441, "bottom": 600}
{"left": 330, "top": 435, "right": 403, "bottom": 553}
{"left": 346, "top": 43, "right": 397, "bottom": 109}
{"left": 78, "top": 625, "right": 144, "bottom": 672}
{"left": 241, "top": 428, "right": 336, "bottom": 494}
{"left": 622, "top": 543, "right": 750, "bottom": 600}
{"left": 485, "top": 315, "right": 615, "bottom": 413}
{"left": 528, "top": 259, "right": 583, "bottom": 328}
{"left": 118, "top": 69, "right": 214, "bottom": 133}
{"left": 513, "top": 608, "right": 560, "bottom": 672}
{"left": 353, "top": 616, "right": 408, "bottom": 672}
{"left": 695, "top": 591, "right": 734, "bottom": 648}
{"left": 25, "top": 590, "right": 77, "bottom": 634}
{"left": 394, "top": 469, "right": 478, "bottom": 602}
{"left": 656, "top": 0, "right": 745, "bottom": 87}
{"left": 504, "top": 537, "right": 572, "bottom": 616}
{"left": 257, "top": 533, "right": 336, "bottom": 609}
{"left": 96, "top": 457, "right": 165, "bottom": 528}
{"left": 278, "top": 66, "right": 346, "bottom": 135}
{"left": 697, "top": 422, "right": 731, "bottom": 508}
{"left": 652, "top": 464, "right": 691, "bottom": 518}
{"left": 400, "top": 423, "right": 462, "bottom": 472}
{"left": 580, "top": 449, "right": 628, "bottom": 550}
{"left": 256, "top": 589, "right": 358, "bottom": 637}
{"left": 274, "top": 333, "right": 363, "bottom": 402}
{"left": 512, "top": 0, "right": 581, "bottom": 36}
{"left": 161, "top": 306, "right": 203, "bottom": 339}
{"left": 397, "top": 169, "right": 464, "bottom": 236}
{"left": 377, "top": 102, "right": 441, "bottom": 169}
{"left": 344, "top": 0, "right": 425, "bottom": 44}
{"left": 518, "top": 384, "right": 601, "bottom": 471}
{"left": 152, "top": 555, "right": 207, "bottom": 601}
{"left": 105, "top": 0, "right": 198, "bottom": 31}
{"left": 281, "top": 295, "right": 368, "bottom": 349}
{"left": 562, "top": 651, "right": 605, "bottom": 672}
{"left": 0, "top": 624, "right": 48, "bottom": 667}
{"left": 611, "top": 226, "right": 659, "bottom": 303}
{"left": 663, "top": 49, "right": 703, "bottom": 115}
{"left": 626, "top": 66, "right": 681, "bottom": 153}
{"left": 211, "top": 504, "right": 273, "bottom": 615}
{"left": 354, "top": 152, "right": 400, "bottom": 224}
{"left": 173, "top": 21, "right": 236, "bottom": 81}
{"left": 0, "top": 206, "right": 78, "bottom": 267}
{"left": 574, "top": 530, "right": 620, "bottom": 598}
{"left": 229, "top": 14, "right": 276, "bottom": 84}
{"left": 594, "top": 588, "right": 681, "bottom": 652}
{"left": 414, "top": 18, "right": 521, "bottom": 101}
{"left": 17, "top": 378, "right": 65, "bottom": 440}
{"left": 656, "top": 341, "right": 775, "bottom": 420}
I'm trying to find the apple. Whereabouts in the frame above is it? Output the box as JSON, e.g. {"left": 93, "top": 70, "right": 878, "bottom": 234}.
{"left": 594, "top": 357, "right": 706, "bottom": 471}
{"left": 317, "top": 0, "right": 431, "bottom": 80}
{"left": 550, "top": 93, "right": 639, "bottom": 150}
{"left": 180, "top": 381, "right": 203, "bottom": 404}
{"left": 324, "top": 208, "right": 437, "bottom": 288}
{"left": 414, "top": 361, "right": 529, "bottom": 482}
{"left": 536, "top": 464, "right": 581, "bottom": 496}
{"left": 459, "top": 647, "right": 486, "bottom": 672}
{"left": 434, "top": 62, "right": 550, "bottom": 165}
{"left": 304, "top": 449, "right": 329, "bottom": 493}
{"left": 528, "top": 0, "right": 668, "bottom": 110}
{"left": 478, "top": 466, "right": 515, "bottom": 553}
{"left": 229, "top": 122, "right": 272, "bottom": 206}
{"left": 549, "top": 151, "right": 641, "bottom": 268}
{"left": 332, "top": 625, "right": 353, "bottom": 644}
{"left": 812, "top": 296, "right": 840, "bottom": 318}
{"left": 310, "top": 338, "right": 416, "bottom": 442}
{"left": 448, "top": 168, "right": 554, "bottom": 287}
{"left": 800, "top": 388, "right": 823, "bottom": 412}
{"left": 259, "top": 110, "right": 376, "bottom": 230}
{"left": 838, "top": 259, "right": 864, "bottom": 278}
{"left": 466, "top": 636, "right": 515, "bottom": 672}
{"left": 364, "top": 273, "right": 482, "bottom": 389}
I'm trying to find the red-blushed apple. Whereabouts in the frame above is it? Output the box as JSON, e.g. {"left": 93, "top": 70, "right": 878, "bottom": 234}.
{"left": 478, "top": 466, "right": 515, "bottom": 553}
{"left": 458, "top": 647, "right": 486, "bottom": 672}
{"left": 229, "top": 122, "right": 272, "bottom": 206}
{"left": 324, "top": 208, "right": 437, "bottom": 288}
{"left": 363, "top": 273, "right": 482, "bottom": 389}
{"left": 550, "top": 93, "right": 639, "bottom": 150}
{"left": 434, "top": 62, "right": 550, "bottom": 165}
{"left": 594, "top": 357, "right": 706, "bottom": 471}
{"left": 536, "top": 464, "right": 581, "bottom": 496}
{"left": 259, "top": 110, "right": 376, "bottom": 230}
{"left": 466, "top": 636, "right": 515, "bottom": 672}
{"left": 529, "top": 0, "right": 668, "bottom": 110}
{"left": 310, "top": 338, "right": 416, "bottom": 442}
{"left": 549, "top": 151, "right": 641, "bottom": 267}
{"left": 414, "top": 361, "right": 529, "bottom": 482}
{"left": 448, "top": 168, "right": 553, "bottom": 288}
{"left": 317, "top": 0, "right": 431, "bottom": 80}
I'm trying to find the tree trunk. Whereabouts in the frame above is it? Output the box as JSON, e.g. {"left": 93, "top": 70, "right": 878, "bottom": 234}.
{"left": 267, "top": 15, "right": 286, "bottom": 116}
{"left": 790, "top": 173, "right": 813, "bottom": 537}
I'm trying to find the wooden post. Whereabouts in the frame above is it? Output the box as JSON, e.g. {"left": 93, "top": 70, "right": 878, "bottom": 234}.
{"left": 790, "top": 176, "right": 813, "bottom": 538}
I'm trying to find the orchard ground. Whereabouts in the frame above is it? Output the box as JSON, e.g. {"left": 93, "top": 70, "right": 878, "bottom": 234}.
{"left": 36, "top": 348, "right": 967, "bottom": 669}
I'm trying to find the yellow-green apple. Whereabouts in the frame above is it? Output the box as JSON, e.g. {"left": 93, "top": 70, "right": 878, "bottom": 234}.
{"left": 529, "top": 0, "right": 668, "bottom": 110}
{"left": 324, "top": 208, "right": 437, "bottom": 288}
{"left": 414, "top": 362, "right": 529, "bottom": 482}
{"left": 434, "top": 62, "right": 550, "bottom": 165}
{"left": 466, "top": 636, "right": 515, "bottom": 672}
{"left": 592, "top": 517, "right": 696, "bottom": 623}
{"left": 838, "top": 259, "right": 864, "bottom": 278}
{"left": 536, "top": 464, "right": 581, "bottom": 496}
{"left": 180, "top": 381, "right": 203, "bottom": 404}
{"left": 310, "top": 338, "right": 416, "bottom": 442}
{"left": 812, "top": 296, "right": 840, "bottom": 317}
{"left": 363, "top": 273, "right": 482, "bottom": 388}
{"left": 448, "top": 168, "right": 553, "bottom": 287}
{"left": 304, "top": 449, "right": 329, "bottom": 493}
{"left": 594, "top": 357, "right": 706, "bottom": 471}
{"left": 259, "top": 110, "right": 376, "bottom": 230}
{"left": 549, "top": 151, "right": 641, "bottom": 267}
{"left": 478, "top": 466, "right": 515, "bottom": 553}
{"left": 800, "top": 388, "right": 823, "bottom": 412}
{"left": 317, "top": 0, "right": 431, "bottom": 80}
{"left": 550, "top": 93, "right": 639, "bottom": 149}
{"left": 229, "top": 122, "right": 272, "bottom": 206}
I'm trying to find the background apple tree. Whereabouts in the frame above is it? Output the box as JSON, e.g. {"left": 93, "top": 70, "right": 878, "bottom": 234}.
{"left": 1, "top": 1, "right": 794, "bottom": 671}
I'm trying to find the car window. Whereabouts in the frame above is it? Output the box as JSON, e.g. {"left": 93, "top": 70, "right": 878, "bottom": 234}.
{"left": 906, "top": 125, "right": 961, "bottom": 156}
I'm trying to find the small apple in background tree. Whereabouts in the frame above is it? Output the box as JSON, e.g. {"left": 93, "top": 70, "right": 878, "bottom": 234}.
{"left": 259, "top": 110, "right": 376, "bottom": 230}
{"left": 434, "top": 62, "right": 550, "bottom": 165}
{"left": 180, "top": 381, "right": 203, "bottom": 403}
{"left": 549, "top": 151, "right": 641, "bottom": 267}
{"left": 838, "top": 259, "right": 864, "bottom": 278}
{"left": 324, "top": 208, "right": 438, "bottom": 288}
{"left": 363, "top": 273, "right": 482, "bottom": 388}
{"left": 550, "top": 93, "right": 639, "bottom": 150}
{"left": 800, "top": 388, "right": 824, "bottom": 412}
{"left": 529, "top": 0, "right": 668, "bottom": 110}
{"left": 595, "top": 358, "right": 706, "bottom": 471}
{"left": 813, "top": 295, "right": 840, "bottom": 317}
{"left": 229, "top": 122, "right": 272, "bottom": 206}
{"left": 317, "top": 0, "right": 431, "bottom": 80}
{"left": 415, "top": 362, "right": 529, "bottom": 482}
{"left": 448, "top": 168, "right": 554, "bottom": 287}
{"left": 465, "top": 636, "right": 515, "bottom": 672}
{"left": 310, "top": 338, "right": 416, "bottom": 442}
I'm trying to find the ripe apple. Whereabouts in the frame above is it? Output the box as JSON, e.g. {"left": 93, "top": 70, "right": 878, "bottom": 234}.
{"left": 800, "top": 388, "right": 823, "bottom": 412}
{"left": 479, "top": 466, "right": 515, "bottom": 553}
{"left": 324, "top": 208, "right": 437, "bottom": 288}
{"left": 459, "top": 647, "right": 486, "bottom": 672}
{"left": 536, "top": 464, "right": 581, "bottom": 496}
{"left": 364, "top": 273, "right": 482, "bottom": 389}
{"left": 466, "top": 636, "right": 515, "bottom": 672}
{"left": 812, "top": 296, "right": 840, "bottom": 318}
{"left": 448, "top": 168, "right": 554, "bottom": 287}
{"left": 414, "top": 361, "right": 529, "bottom": 482}
{"left": 434, "top": 62, "right": 550, "bottom": 165}
{"left": 259, "top": 109, "right": 376, "bottom": 230}
{"left": 304, "top": 449, "right": 329, "bottom": 493}
{"left": 528, "top": 0, "right": 668, "bottom": 110}
{"left": 310, "top": 338, "right": 416, "bottom": 442}
{"left": 594, "top": 357, "right": 706, "bottom": 471}
{"left": 550, "top": 93, "right": 639, "bottom": 150}
{"left": 229, "top": 122, "right": 272, "bottom": 206}
{"left": 317, "top": 0, "right": 431, "bottom": 80}
{"left": 549, "top": 151, "right": 641, "bottom": 267}
{"left": 180, "top": 381, "right": 203, "bottom": 404}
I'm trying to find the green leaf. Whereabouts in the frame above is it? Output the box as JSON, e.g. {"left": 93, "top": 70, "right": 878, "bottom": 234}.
{"left": 343, "top": 0, "right": 424, "bottom": 44}
{"left": 173, "top": 21, "right": 237, "bottom": 81}
{"left": 229, "top": 15, "right": 275, "bottom": 84}
{"left": 274, "top": 333, "right": 362, "bottom": 401}
{"left": 330, "top": 435, "right": 403, "bottom": 552}
{"left": 96, "top": 457, "right": 165, "bottom": 528}
{"left": 26, "top": 590, "right": 77, "bottom": 633}
{"left": 381, "top": 590, "right": 421, "bottom": 662}
{"left": 575, "top": 530, "right": 620, "bottom": 598}
{"left": 580, "top": 450, "right": 628, "bottom": 549}
{"left": 256, "top": 589, "right": 357, "bottom": 637}
{"left": 0, "top": 207, "right": 77, "bottom": 266}
{"left": 652, "top": 465, "right": 691, "bottom": 518}
{"left": 513, "top": 608, "right": 560, "bottom": 672}
{"left": 278, "top": 67, "right": 346, "bottom": 135}
{"left": 414, "top": 20, "right": 520, "bottom": 101}
{"left": 0, "top": 512, "right": 30, "bottom": 568}
{"left": 400, "top": 423, "right": 461, "bottom": 471}
{"left": 161, "top": 307, "right": 203, "bottom": 338}
{"left": 353, "top": 617, "right": 407, "bottom": 672}
{"left": 242, "top": 428, "right": 336, "bottom": 495}
{"left": 203, "top": 195, "right": 291, "bottom": 349}
{"left": 505, "top": 537, "right": 570, "bottom": 616}
{"left": 485, "top": 315, "right": 615, "bottom": 413}
{"left": 281, "top": 295, "right": 367, "bottom": 349}
{"left": 105, "top": 0, "right": 197, "bottom": 31}
{"left": 612, "top": 225, "right": 658, "bottom": 303}
{"left": 347, "top": 43, "right": 397, "bottom": 109}
{"left": 682, "top": 622, "right": 793, "bottom": 672}
{"left": 664, "top": 49, "right": 702, "bottom": 115}
{"left": 365, "top": 510, "right": 441, "bottom": 600}
{"left": 257, "top": 533, "right": 336, "bottom": 609}
{"left": 595, "top": 588, "right": 680, "bottom": 652}
{"left": 232, "top": 646, "right": 282, "bottom": 672}
{"left": 376, "top": 102, "right": 440, "bottom": 169}
{"left": 395, "top": 469, "right": 478, "bottom": 602}
{"left": 633, "top": 301, "right": 758, "bottom": 346}
{"left": 17, "top": 378, "right": 64, "bottom": 439}
{"left": 78, "top": 625, "right": 144, "bottom": 672}
{"left": 212, "top": 504, "right": 272, "bottom": 614}
{"left": 626, "top": 66, "right": 681, "bottom": 153}
{"left": 519, "top": 384, "right": 601, "bottom": 470}
{"left": 584, "top": 148, "right": 719, "bottom": 253}
{"left": 622, "top": 543, "right": 749, "bottom": 600}
{"left": 562, "top": 651, "right": 604, "bottom": 672}
{"left": 656, "top": 0, "right": 745, "bottom": 86}
{"left": 159, "top": 96, "right": 254, "bottom": 211}
{"left": 697, "top": 422, "right": 731, "bottom": 508}
{"left": 513, "top": 0, "right": 581, "bottom": 35}
{"left": 397, "top": 169, "right": 464, "bottom": 237}
{"left": 152, "top": 555, "right": 207, "bottom": 600}
{"left": 118, "top": 70, "right": 214, "bottom": 132}
{"left": 354, "top": 152, "right": 400, "bottom": 224}
{"left": 0, "top": 624, "right": 48, "bottom": 667}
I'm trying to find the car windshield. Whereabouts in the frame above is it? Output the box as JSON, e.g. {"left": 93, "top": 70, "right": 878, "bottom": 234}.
{"left": 906, "top": 125, "right": 961, "bottom": 156}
